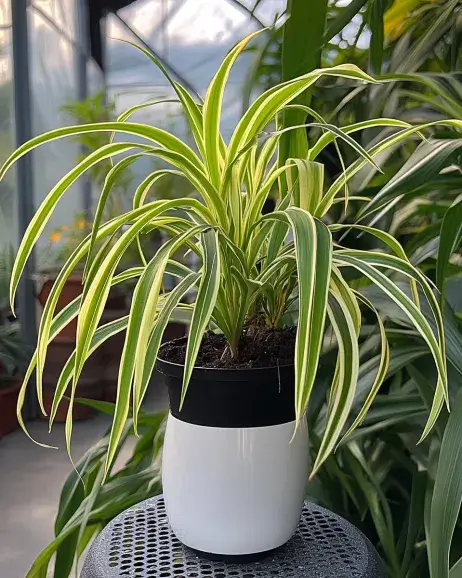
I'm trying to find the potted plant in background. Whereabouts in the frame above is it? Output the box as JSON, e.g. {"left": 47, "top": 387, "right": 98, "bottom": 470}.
{"left": 3, "top": 32, "right": 454, "bottom": 560}
{"left": 35, "top": 213, "right": 110, "bottom": 419}
{"left": 41, "top": 92, "right": 156, "bottom": 410}
{"left": 39, "top": 212, "right": 96, "bottom": 330}
{"left": 60, "top": 93, "right": 133, "bottom": 405}
{"left": 0, "top": 321, "right": 23, "bottom": 439}
{"left": 0, "top": 244, "right": 26, "bottom": 438}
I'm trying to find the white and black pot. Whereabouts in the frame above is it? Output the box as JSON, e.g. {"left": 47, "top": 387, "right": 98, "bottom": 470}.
{"left": 157, "top": 354, "right": 309, "bottom": 561}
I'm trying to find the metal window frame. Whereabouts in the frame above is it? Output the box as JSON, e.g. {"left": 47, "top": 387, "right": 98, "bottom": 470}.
{"left": 11, "top": 0, "right": 95, "bottom": 419}
{"left": 11, "top": 0, "right": 37, "bottom": 419}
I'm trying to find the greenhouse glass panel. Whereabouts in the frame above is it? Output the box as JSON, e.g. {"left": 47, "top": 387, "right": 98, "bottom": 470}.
{"left": 106, "top": 0, "right": 284, "bottom": 141}
{"left": 29, "top": 5, "right": 82, "bottom": 263}
{"left": 31, "top": 0, "right": 76, "bottom": 42}
{"left": 0, "top": 0, "right": 17, "bottom": 245}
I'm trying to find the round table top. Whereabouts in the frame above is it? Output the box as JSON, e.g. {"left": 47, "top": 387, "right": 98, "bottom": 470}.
{"left": 81, "top": 495, "right": 385, "bottom": 578}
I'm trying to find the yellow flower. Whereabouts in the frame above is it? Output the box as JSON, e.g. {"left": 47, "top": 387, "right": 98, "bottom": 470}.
{"left": 50, "top": 231, "right": 62, "bottom": 243}
{"left": 76, "top": 219, "right": 86, "bottom": 230}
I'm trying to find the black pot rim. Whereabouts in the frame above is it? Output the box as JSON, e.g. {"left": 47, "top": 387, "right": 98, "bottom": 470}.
{"left": 157, "top": 353, "right": 293, "bottom": 383}
{"left": 157, "top": 336, "right": 294, "bottom": 381}
{"left": 158, "top": 339, "right": 296, "bottom": 427}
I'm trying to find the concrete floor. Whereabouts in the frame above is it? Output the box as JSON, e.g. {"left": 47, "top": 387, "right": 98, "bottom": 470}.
{"left": 0, "top": 379, "right": 168, "bottom": 578}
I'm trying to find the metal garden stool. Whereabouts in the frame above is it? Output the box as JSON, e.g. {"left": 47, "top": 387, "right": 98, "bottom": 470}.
{"left": 81, "top": 495, "right": 385, "bottom": 577}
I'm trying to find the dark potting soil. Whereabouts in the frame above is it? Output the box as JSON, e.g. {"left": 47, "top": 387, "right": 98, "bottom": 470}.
{"left": 159, "top": 323, "right": 296, "bottom": 369}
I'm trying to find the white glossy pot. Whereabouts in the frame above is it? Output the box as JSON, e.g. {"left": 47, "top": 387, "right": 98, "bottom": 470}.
{"left": 158, "top": 350, "right": 309, "bottom": 560}
{"left": 162, "top": 414, "right": 309, "bottom": 557}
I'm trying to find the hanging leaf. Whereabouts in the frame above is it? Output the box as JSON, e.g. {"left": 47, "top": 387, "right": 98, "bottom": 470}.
{"left": 428, "top": 390, "right": 462, "bottom": 578}
{"left": 436, "top": 199, "right": 462, "bottom": 299}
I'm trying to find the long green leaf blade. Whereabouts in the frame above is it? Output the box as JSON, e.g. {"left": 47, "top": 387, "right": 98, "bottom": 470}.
{"left": 203, "top": 30, "right": 261, "bottom": 187}
{"left": 368, "top": 0, "right": 387, "bottom": 73}
{"left": 436, "top": 199, "right": 462, "bottom": 299}
{"left": 358, "top": 139, "right": 462, "bottom": 224}
{"left": 279, "top": 0, "right": 328, "bottom": 163}
{"left": 313, "top": 284, "right": 359, "bottom": 475}
{"left": 335, "top": 253, "right": 447, "bottom": 437}
{"left": 180, "top": 229, "right": 221, "bottom": 407}
{"left": 286, "top": 208, "right": 332, "bottom": 422}
{"left": 104, "top": 227, "right": 205, "bottom": 474}
{"left": 429, "top": 390, "right": 462, "bottom": 578}
{"left": 135, "top": 272, "right": 200, "bottom": 418}
{"left": 228, "top": 64, "right": 377, "bottom": 164}
{"left": 10, "top": 142, "right": 142, "bottom": 311}
{"left": 117, "top": 38, "right": 206, "bottom": 156}
{"left": 341, "top": 292, "right": 389, "bottom": 441}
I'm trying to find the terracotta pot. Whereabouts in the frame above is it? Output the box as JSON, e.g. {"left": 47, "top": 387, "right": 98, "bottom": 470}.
{"left": 38, "top": 275, "right": 82, "bottom": 340}
{"left": 100, "top": 309, "right": 127, "bottom": 403}
{"left": 37, "top": 272, "right": 186, "bottom": 410}
{"left": 100, "top": 326, "right": 187, "bottom": 403}
{"left": 0, "top": 378, "right": 21, "bottom": 438}
{"left": 99, "top": 311, "right": 186, "bottom": 404}
{"left": 37, "top": 274, "right": 128, "bottom": 414}
{"left": 37, "top": 275, "right": 127, "bottom": 340}
{"left": 40, "top": 339, "right": 104, "bottom": 422}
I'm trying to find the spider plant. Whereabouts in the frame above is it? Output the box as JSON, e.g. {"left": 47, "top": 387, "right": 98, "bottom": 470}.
{"left": 1, "top": 32, "right": 455, "bottom": 479}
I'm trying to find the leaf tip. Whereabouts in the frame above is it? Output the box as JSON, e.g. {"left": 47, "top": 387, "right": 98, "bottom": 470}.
{"left": 9, "top": 281, "right": 17, "bottom": 317}
{"left": 309, "top": 463, "right": 320, "bottom": 480}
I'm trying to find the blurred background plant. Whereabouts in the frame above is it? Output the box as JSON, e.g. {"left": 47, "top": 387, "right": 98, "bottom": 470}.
{"left": 0, "top": 241, "right": 27, "bottom": 440}
{"left": 60, "top": 91, "right": 133, "bottom": 257}
{"left": 249, "top": 1, "right": 462, "bottom": 576}
{"left": 61, "top": 91, "right": 131, "bottom": 193}
{"left": 57, "top": 92, "right": 194, "bottom": 277}
{"left": 42, "top": 212, "right": 91, "bottom": 272}
{"left": 42, "top": 210, "right": 142, "bottom": 274}
{"left": 0, "top": 242, "right": 24, "bottom": 379}
{"left": 27, "top": 401, "right": 166, "bottom": 578}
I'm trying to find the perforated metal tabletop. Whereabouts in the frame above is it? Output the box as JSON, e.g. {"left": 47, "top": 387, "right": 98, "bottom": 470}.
{"left": 81, "top": 495, "right": 385, "bottom": 577}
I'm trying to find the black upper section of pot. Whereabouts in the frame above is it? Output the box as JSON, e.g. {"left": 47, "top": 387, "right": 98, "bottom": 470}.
{"left": 156, "top": 356, "right": 296, "bottom": 428}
